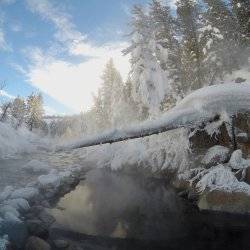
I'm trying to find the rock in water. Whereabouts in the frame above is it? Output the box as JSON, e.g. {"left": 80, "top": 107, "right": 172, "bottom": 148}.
{"left": 1, "top": 214, "right": 28, "bottom": 248}
{"left": 54, "top": 239, "right": 69, "bottom": 249}
{"left": 202, "top": 145, "right": 230, "bottom": 168}
{"left": 26, "top": 219, "right": 49, "bottom": 239}
{"left": 25, "top": 236, "right": 51, "bottom": 250}
{"left": 198, "top": 189, "right": 250, "bottom": 214}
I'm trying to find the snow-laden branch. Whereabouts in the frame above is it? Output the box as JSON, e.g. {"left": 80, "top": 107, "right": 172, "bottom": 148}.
{"left": 59, "top": 83, "right": 250, "bottom": 150}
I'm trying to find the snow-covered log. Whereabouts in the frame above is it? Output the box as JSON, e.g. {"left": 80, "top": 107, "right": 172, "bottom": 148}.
{"left": 60, "top": 83, "right": 250, "bottom": 150}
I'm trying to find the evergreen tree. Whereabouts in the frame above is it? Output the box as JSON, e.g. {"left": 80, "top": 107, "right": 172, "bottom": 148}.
{"left": 124, "top": 5, "right": 169, "bottom": 117}
{"left": 199, "top": 9, "right": 225, "bottom": 85}
{"left": 92, "top": 89, "right": 107, "bottom": 130}
{"left": 11, "top": 96, "right": 26, "bottom": 129}
{"left": 26, "top": 93, "right": 44, "bottom": 131}
{"left": 203, "top": 0, "right": 241, "bottom": 72}
{"left": 231, "top": 0, "right": 250, "bottom": 63}
{"left": 232, "top": 0, "right": 250, "bottom": 40}
{"left": 150, "top": 0, "right": 185, "bottom": 102}
{"left": 176, "top": 0, "right": 204, "bottom": 91}
{"left": 92, "top": 59, "right": 124, "bottom": 129}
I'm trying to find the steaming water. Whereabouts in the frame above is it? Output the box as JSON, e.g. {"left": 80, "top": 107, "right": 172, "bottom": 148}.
{"left": 49, "top": 168, "right": 187, "bottom": 240}
{"left": 48, "top": 168, "right": 250, "bottom": 250}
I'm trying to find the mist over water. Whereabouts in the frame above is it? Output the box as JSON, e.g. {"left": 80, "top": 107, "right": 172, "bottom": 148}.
{"left": 50, "top": 168, "right": 186, "bottom": 240}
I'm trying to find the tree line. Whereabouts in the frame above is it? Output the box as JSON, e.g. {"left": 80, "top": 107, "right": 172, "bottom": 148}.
{"left": 48, "top": 0, "right": 249, "bottom": 138}
{"left": 2, "top": 0, "right": 248, "bottom": 138}
{"left": 0, "top": 92, "right": 44, "bottom": 131}
{"left": 87, "top": 0, "right": 250, "bottom": 131}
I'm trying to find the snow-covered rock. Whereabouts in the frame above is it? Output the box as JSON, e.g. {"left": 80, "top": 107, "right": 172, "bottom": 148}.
{"left": 3, "top": 198, "right": 30, "bottom": 213}
{"left": 229, "top": 149, "right": 250, "bottom": 170}
{"left": 10, "top": 187, "right": 39, "bottom": 202}
{"left": 23, "top": 159, "right": 50, "bottom": 174}
{"left": 236, "top": 132, "right": 249, "bottom": 143}
{"left": 0, "top": 205, "right": 20, "bottom": 219}
{"left": 229, "top": 150, "right": 244, "bottom": 169}
{"left": 0, "top": 186, "right": 14, "bottom": 202}
{"left": 201, "top": 145, "right": 230, "bottom": 167}
{"left": 38, "top": 174, "right": 61, "bottom": 189}
{"left": 196, "top": 164, "right": 250, "bottom": 195}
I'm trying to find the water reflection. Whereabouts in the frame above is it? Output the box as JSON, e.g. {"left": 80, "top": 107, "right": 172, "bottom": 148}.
{"left": 49, "top": 168, "right": 185, "bottom": 240}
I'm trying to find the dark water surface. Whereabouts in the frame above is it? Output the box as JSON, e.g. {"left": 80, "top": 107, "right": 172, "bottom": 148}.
{"left": 49, "top": 168, "right": 250, "bottom": 250}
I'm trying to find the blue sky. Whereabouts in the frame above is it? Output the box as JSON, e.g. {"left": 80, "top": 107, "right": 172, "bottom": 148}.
{"left": 0, "top": 0, "right": 151, "bottom": 115}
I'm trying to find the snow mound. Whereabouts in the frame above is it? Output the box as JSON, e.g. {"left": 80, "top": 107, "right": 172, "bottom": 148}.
{"left": 23, "top": 159, "right": 50, "bottom": 173}
{"left": 201, "top": 145, "right": 230, "bottom": 167}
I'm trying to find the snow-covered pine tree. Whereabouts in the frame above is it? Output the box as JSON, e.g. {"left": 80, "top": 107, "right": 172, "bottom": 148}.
{"left": 176, "top": 0, "right": 204, "bottom": 92}
{"left": 111, "top": 77, "right": 140, "bottom": 127}
{"left": 203, "top": 0, "right": 241, "bottom": 73}
{"left": 231, "top": 0, "right": 250, "bottom": 64}
{"left": 124, "top": 5, "right": 169, "bottom": 118}
{"left": 149, "top": 0, "right": 184, "bottom": 105}
{"left": 198, "top": 7, "right": 225, "bottom": 85}
{"left": 92, "top": 89, "right": 106, "bottom": 131}
{"left": 11, "top": 96, "right": 26, "bottom": 129}
{"left": 232, "top": 0, "right": 250, "bottom": 40}
{"left": 26, "top": 93, "right": 44, "bottom": 131}
{"left": 92, "top": 59, "right": 124, "bottom": 129}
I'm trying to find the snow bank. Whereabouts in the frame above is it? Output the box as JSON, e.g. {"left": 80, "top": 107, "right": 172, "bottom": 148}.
{"left": 0, "top": 122, "right": 35, "bottom": 159}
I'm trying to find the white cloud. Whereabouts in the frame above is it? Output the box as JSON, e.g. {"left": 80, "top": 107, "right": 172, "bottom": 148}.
{"left": 0, "top": 90, "right": 15, "bottom": 99}
{"left": 25, "top": 0, "right": 84, "bottom": 44}
{"left": 24, "top": 0, "right": 131, "bottom": 112}
{"left": 0, "top": 13, "right": 9, "bottom": 51}
{"left": 27, "top": 42, "right": 130, "bottom": 112}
